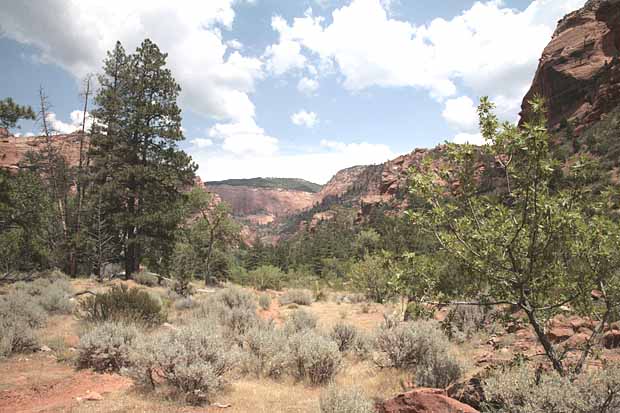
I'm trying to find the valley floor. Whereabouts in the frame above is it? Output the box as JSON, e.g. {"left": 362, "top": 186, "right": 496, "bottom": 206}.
{"left": 2, "top": 279, "right": 620, "bottom": 413}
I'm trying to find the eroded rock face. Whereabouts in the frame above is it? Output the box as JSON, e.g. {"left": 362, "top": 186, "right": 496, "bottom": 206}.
{"left": 0, "top": 133, "right": 85, "bottom": 171}
{"left": 376, "top": 388, "right": 480, "bottom": 413}
{"left": 206, "top": 184, "right": 316, "bottom": 221}
{"left": 521, "top": 0, "right": 620, "bottom": 132}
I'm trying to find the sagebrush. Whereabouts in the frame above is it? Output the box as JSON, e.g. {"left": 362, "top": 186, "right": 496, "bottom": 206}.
{"left": 77, "top": 321, "right": 139, "bottom": 372}
{"left": 375, "top": 319, "right": 463, "bottom": 388}
{"left": 127, "top": 322, "right": 239, "bottom": 405}
{"left": 320, "top": 384, "right": 375, "bottom": 413}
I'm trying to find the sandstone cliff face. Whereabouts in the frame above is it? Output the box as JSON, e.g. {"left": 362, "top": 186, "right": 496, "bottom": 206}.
{"left": 0, "top": 132, "right": 85, "bottom": 171}
{"left": 206, "top": 184, "right": 316, "bottom": 225}
{"left": 521, "top": 0, "right": 620, "bottom": 132}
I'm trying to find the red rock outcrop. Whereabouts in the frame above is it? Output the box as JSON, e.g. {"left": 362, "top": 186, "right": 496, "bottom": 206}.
{"left": 376, "top": 388, "right": 480, "bottom": 413}
{"left": 521, "top": 0, "right": 620, "bottom": 132}
{"left": 0, "top": 132, "right": 86, "bottom": 172}
{"left": 206, "top": 184, "right": 316, "bottom": 222}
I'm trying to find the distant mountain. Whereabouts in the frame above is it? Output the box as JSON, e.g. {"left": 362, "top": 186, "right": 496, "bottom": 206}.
{"left": 206, "top": 177, "right": 322, "bottom": 193}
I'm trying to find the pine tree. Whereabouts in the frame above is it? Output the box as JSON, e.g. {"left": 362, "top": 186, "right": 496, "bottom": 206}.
{"left": 0, "top": 97, "right": 35, "bottom": 131}
{"left": 90, "top": 40, "right": 196, "bottom": 278}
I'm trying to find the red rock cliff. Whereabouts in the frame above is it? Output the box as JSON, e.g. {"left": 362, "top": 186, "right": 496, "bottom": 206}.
{"left": 521, "top": 0, "right": 620, "bottom": 132}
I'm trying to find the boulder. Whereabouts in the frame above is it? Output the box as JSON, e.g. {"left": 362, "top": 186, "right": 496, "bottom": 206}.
{"left": 376, "top": 388, "right": 480, "bottom": 413}
{"left": 547, "top": 327, "right": 574, "bottom": 343}
{"left": 563, "top": 332, "right": 591, "bottom": 349}
{"left": 603, "top": 330, "right": 620, "bottom": 349}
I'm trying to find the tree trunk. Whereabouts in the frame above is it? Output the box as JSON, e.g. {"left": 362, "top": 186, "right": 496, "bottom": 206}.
{"left": 125, "top": 227, "right": 138, "bottom": 279}
{"left": 523, "top": 305, "right": 565, "bottom": 376}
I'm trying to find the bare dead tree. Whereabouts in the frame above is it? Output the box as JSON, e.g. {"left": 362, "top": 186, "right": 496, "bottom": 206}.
{"left": 87, "top": 192, "right": 115, "bottom": 282}
{"left": 70, "top": 74, "right": 94, "bottom": 275}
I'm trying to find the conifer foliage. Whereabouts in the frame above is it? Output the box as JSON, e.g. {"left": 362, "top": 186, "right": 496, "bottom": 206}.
{"left": 89, "top": 40, "right": 196, "bottom": 278}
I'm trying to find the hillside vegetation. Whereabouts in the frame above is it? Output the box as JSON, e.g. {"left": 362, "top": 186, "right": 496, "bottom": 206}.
{"left": 207, "top": 177, "right": 322, "bottom": 193}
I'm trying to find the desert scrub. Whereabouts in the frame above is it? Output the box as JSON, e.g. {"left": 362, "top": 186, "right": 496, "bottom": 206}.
{"left": 127, "top": 322, "right": 238, "bottom": 405}
{"left": 14, "top": 276, "right": 74, "bottom": 314}
{"left": 258, "top": 293, "right": 271, "bottom": 310}
{"left": 0, "top": 314, "right": 39, "bottom": 357}
{"left": 483, "top": 364, "right": 620, "bottom": 413}
{"left": 279, "top": 289, "right": 313, "bottom": 306}
{"left": 174, "top": 297, "right": 195, "bottom": 311}
{"left": 134, "top": 271, "right": 159, "bottom": 287}
{"left": 79, "top": 284, "right": 166, "bottom": 326}
{"left": 0, "top": 291, "right": 47, "bottom": 357}
{"left": 329, "top": 322, "right": 359, "bottom": 352}
{"left": 77, "top": 321, "right": 139, "bottom": 372}
{"left": 193, "top": 287, "right": 258, "bottom": 337}
{"left": 375, "top": 319, "right": 463, "bottom": 388}
{"left": 284, "top": 309, "right": 318, "bottom": 335}
{"left": 240, "top": 322, "right": 289, "bottom": 379}
{"left": 320, "top": 384, "right": 375, "bottom": 413}
{"left": 441, "top": 304, "right": 498, "bottom": 341}
{"left": 288, "top": 330, "right": 342, "bottom": 385}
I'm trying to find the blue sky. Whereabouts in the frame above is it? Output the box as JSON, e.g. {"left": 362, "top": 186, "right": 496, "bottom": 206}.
{"left": 0, "top": 0, "right": 585, "bottom": 183}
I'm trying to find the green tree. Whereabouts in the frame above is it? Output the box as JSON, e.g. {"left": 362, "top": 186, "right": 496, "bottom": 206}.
{"left": 183, "top": 188, "right": 240, "bottom": 284}
{"left": 0, "top": 97, "right": 35, "bottom": 131}
{"left": 350, "top": 254, "right": 394, "bottom": 303}
{"left": 409, "top": 97, "right": 620, "bottom": 376}
{"left": 90, "top": 39, "right": 196, "bottom": 278}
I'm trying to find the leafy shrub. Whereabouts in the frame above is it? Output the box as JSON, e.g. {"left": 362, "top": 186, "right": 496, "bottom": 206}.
{"left": 288, "top": 330, "right": 342, "bottom": 385}
{"left": 375, "top": 320, "right": 462, "bottom": 388}
{"left": 127, "top": 322, "right": 238, "bottom": 405}
{"left": 134, "top": 271, "right": 159, "bottom": 287}
{"left": 247, "top": 265, "right": 286, "bottom": 290}
{"left": 284, "top": 309, "right": 318, "bottom": 335}
{"left": 320, "top": 384, "right": 375, "bottom": 413}
{"left": 404, "top": 302, "right": 434, "bottom": 321}
{"left": 77, "top": 322, "right": 139, "bottom": 372}
{"left": 258, "top": 293, "right": 271, "bottom": 310}
{"left": 240, "top": 322, "right": 289, "bottom": 379}
{"left": 483, "top": 364, "right": 620, "bottom": 413}
{"left": 329, "top": 322, "right": 359, "bottom": 352}
{"left": 349, "top": 254, "right": 394, "bottom": 303}
{"left": 79, "top": 284, "right": 166, "bottom": 326}
{"left": 279, "top": 289, "right": 313, "bottom": 306}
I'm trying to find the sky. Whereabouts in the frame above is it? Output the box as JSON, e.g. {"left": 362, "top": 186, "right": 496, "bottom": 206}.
{"left": 0, "top": 0, "right": 586, "bottom": 184}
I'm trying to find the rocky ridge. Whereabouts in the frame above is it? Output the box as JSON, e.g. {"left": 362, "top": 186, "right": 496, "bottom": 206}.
{"left": 521, "top": 0, "right": 620, "bottom": 132}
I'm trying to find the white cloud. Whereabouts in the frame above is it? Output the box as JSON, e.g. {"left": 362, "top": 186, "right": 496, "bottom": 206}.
{"left": 190, "top": 138, "right": 214, "bottom": 148}
{"left": 297, "top": 77, "right": 319, "bottom": 95}
{"left": 452, "top": 132, "right": 486, "bottom": 145}
{"left": 291, "top": 110, "right": 318, "bottom": 128}
{"left": 226, "top": 39, "right": 243, "bottom": 50}
{"left": 264, "top": 37, "right": 307, "bottom": 75}
{"left": 442, "top": 96, "right": 478, "bottom": 132}
{"left": 45, "top": 110, "right": 93, "bottom": 134}
{"left": 194, "top": 139, "right": 396, "bottom": 184}
{"left": 268, "top": 0, "right": 586, "bottom": 114}
{"left": 0, "top": 1, "right": 263, "bottom": 122}
{"left": 208, "top": 119, "right": 279, "bottom": 156}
